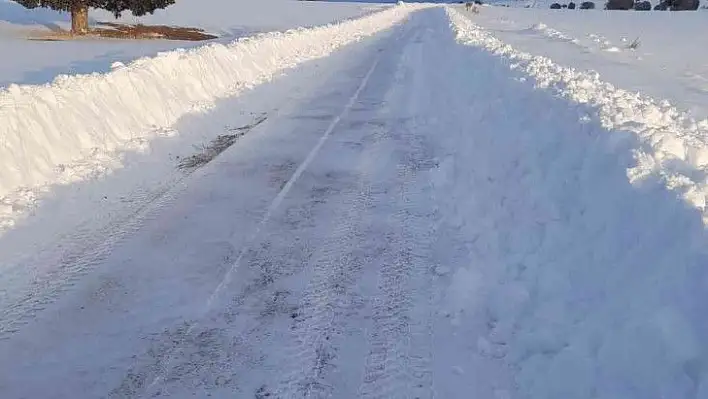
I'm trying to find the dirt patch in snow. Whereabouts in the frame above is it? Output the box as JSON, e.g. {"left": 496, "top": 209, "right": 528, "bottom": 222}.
{"left": 177, "top": 114, "right": 268, "bottom": 170}
{"left": 28, "top": 22, "right": 217, "bottom": 42}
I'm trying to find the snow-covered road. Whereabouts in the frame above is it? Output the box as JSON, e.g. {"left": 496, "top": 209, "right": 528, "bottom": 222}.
{"left": 0, "top": 8, "right": 511, "bottom": 398}
{"left": 2, "top": 6, "right": 708, "bottom": 399}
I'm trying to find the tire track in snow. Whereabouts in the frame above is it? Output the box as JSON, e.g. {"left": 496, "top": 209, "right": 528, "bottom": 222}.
{"left": 273, "top": 186, "right": 375, "bottom": 398}
{"left": 267, "top": 115, "right": 404, "bottom": 398}
{"left": 0, "top": 117, "right": 268, "bottom": 342}
{"left": 270, "top": 16, "right": 437, "bottom": 398}
{"left": 0, "top": 175, "right": 185, "bottom": 341}
{"left": 358, "top": 129, "right": 438, "bottom": 399}
{"left": 270, "top": 46, "right": 389, "bottom": 399}
{"left": 358, "top": 16, "right": 437, "bottom": 399}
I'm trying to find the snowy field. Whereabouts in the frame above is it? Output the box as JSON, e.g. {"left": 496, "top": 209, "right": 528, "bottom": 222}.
{"left": 0, "top": 0, "right": 385, "bottom": 87}
{"left": 471, "top": 7, "right": 708, "bottom": 119}
{"left": 1, "top": 1, "right": 708, "bottom": 398}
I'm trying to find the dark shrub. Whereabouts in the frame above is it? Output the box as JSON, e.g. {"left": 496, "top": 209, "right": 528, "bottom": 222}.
{"left": 550, "top": 2, "right": 562, "bottom": 8}
{"left": 669, "top": 0, "right": 699, "bottom": 9}
{"left": 605, "top": 0, "right": 633, "bottom": 9}
{"left": 580, "top": 1, "right": 596, "bottom": 7}
{"left": 634, "top": 0, "right": 651, "bottom": 9}
{"left": 568, "top": 2, "right": 577, "bottom": 8}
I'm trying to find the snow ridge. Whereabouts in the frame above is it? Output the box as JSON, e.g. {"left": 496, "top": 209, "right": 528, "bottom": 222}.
{"left": 448, "top": 7, "right": 708, "bottom": 223}
{"left": 0, "top": 2, "right": 421, "bottom": 233}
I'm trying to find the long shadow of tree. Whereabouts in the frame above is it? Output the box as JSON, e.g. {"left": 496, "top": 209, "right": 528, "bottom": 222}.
{"left": 0, "top": 0, "right": 69, "bottom": 30}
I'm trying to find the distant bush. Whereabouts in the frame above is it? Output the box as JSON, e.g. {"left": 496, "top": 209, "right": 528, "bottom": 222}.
{"left": 474, "top": 0, "right": 483, "bottom": 4}
{"left": 580, "top": 1, "right": 596, "bottom": 7}
{"left": 669, "top": 0, "right": 700, "bottom": 9}
{"left": 562, "top": 3, "right": 568, "bottom": 7}
{"left": 652, "top": 0, "right": 699, "bottom": 9}
{"left": 550, "top": 2, "right": 562, "bottom": 8}
{"left": 634, "top": 0, "right": 651, "bottom": 9}
{"left": 568, "top": 2, "right": 577, "bottom": 8}
{"left": 626, "top": 37, "right": 640, "bottom": 49}
{"left": 605, "top": 0, "right": 633, "bottom": 9}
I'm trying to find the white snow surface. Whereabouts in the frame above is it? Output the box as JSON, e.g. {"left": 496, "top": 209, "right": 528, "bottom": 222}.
{"left": 1, "top": 3, "right": 708, "bottom": 399}
{"left": 471, "top": 7, "right": 708, "bottom": 119}
{"left": 0, "top": 3, "right": 413, "bottom": 233}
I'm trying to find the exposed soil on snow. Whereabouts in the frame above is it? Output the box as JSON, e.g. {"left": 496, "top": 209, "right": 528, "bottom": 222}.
{"left": 27, "top": 22, "right": 218, "bottom": 41}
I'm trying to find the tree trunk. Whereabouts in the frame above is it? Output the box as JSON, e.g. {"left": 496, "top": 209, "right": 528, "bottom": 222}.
{"left": 70, "top": 4, "right": 89, "bottom": 35}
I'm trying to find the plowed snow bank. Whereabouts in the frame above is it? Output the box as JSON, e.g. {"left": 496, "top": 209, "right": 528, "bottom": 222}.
{"left": 446, "top": 7, "right": 708, "bottom": 398}
{"left": 449, "top": 8, "right": 708, "bottom": 223}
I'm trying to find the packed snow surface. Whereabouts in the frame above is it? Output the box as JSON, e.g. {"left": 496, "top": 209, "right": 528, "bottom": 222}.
{"left": 1, "top": 3, "right": 708, "bottom": 399}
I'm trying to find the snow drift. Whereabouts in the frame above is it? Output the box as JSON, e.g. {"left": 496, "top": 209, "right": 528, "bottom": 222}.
{"left": 446, "top": 7, "right": 708, "bottom": 399}
{"left": 0, "top": 3, "right": 418, "bottom": 231}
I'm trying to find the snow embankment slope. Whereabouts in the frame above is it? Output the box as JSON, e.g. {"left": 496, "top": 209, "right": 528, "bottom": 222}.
{"left": 0, "top": 4, "right": 418, "bottom": 233}
{"left": 447, "top": 7, "right": 708, "bottom": 398}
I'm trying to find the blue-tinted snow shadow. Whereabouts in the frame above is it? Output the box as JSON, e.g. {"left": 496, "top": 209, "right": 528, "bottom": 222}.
{"left": 2, "top": 41, "right": 207, "bottom": 87}
{"left": 0, "top": 0, "right": 68, "bottom": 29}
{"left": 0, "top": 34, "right": 255, "bottom": 88}
{"left": 0, "top": 22, "right": 347, "bottom": 88}
{"left": 0, "top": 2, "right": 255, "bottom": 88}
{"left": 14, "top": 49, "right": 136, "bottom": 87}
